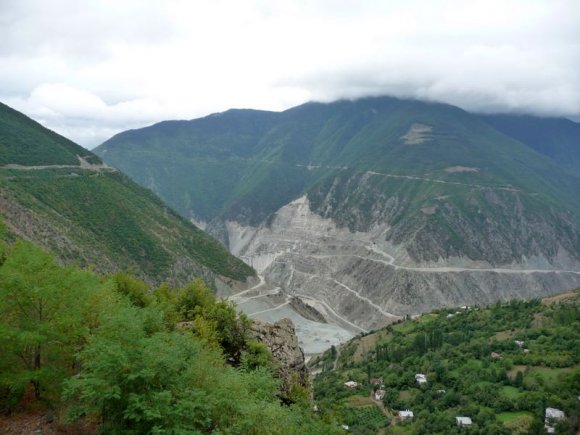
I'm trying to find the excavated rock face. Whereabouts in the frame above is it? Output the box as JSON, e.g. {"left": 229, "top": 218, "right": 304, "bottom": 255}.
{"left": 249, "top": 318, "right": 309, "bottom": 399}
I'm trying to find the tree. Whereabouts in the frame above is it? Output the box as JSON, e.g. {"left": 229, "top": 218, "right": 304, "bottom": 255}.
{"left": 110, "top": 271, "right": 151, "bottom": 307}
{"left": 0, "top": 241, "right": 112, "bottom": 401}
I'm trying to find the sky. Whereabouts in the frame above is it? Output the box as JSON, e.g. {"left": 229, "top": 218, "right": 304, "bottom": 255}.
{"left": 1, "top": 0, "right": 579, "bottom": 148}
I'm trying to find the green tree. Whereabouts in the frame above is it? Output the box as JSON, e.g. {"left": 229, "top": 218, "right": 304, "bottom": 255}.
{"left": 0, "top": 241, "right": 112, "bottom": 401}
{"left": 110, "top": 271, "right": 151, "bottom": 307}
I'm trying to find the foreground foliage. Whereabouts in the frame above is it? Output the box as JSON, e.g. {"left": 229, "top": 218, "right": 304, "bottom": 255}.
{"left": 0, "top": 235, "right": 338, "bottom": 434}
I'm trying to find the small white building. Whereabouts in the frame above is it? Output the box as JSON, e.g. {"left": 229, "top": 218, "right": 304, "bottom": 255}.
{"left": 374, "top": 389, "right": 386, "bottom": 401}
{"left": 514, "top": 340, "right": 525, "bottom": 347}
{"left": 456, "top": 416, "right": 472, "bottom": 428}
{"left": 344, "top": 381, "right": 358, "bottom": 389}
{"left": 399, "top": 410, "right": 414, "bottom": 420}
{"left": 544, "top": 407, "right": 565, "bottom": 433}
{"left": 545, "top": 407, "right": 565, "bottom": 420}
{"left": 415, "top": 373, "right": 427, "bottom": 385}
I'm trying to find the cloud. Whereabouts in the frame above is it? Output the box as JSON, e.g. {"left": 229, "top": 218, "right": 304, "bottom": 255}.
{"left": 1, "top": 0, "right": 579, "bottom": 148}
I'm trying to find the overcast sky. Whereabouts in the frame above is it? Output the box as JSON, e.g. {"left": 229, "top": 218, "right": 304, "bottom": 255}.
{"left": 1, "top": 0, "right": 579, "bottom": 148}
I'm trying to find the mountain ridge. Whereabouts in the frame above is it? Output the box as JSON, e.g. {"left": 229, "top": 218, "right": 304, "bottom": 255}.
{"left": 64, "top": 96, "right": 580, "bottom": 326}
{"left": 0, "top": 101, "right": 255, "bottom": 287}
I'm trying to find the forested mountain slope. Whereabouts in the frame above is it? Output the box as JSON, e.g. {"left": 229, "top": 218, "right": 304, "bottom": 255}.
{"left": 0, "top": 101, "right": 254, "bottom": 286}
{"left": 96, "top": 97, "right": 580, "bottom": 327}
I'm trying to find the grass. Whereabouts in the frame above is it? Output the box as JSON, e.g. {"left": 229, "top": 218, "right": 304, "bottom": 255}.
{"left": 497, "top": 411, "right": 533, "bottom": 423}
{"left": 500, "top": 386, "right": 522, "bottom": 400}
{"left": 346, "top": 395, "right": 375, "bottom": 408}
{"left": 530, "top": 367, "right": 571, "bottom": 383}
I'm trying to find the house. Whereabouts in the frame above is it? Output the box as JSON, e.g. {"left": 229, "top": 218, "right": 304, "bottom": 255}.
{"left": 446, "top": 313, "right": 455, "bottom": 318}
{"left": 544, "top": 407, "right": 565, "bottom": 433}
{"left": 436, "top": 389, "right": 446, "bottom": 394}
{"left": 399, "top": 410, "right": 414, "bottom": 420}
{"left": 415, "top": 373, "right": 427, "bottom": 385}
{"left": 374, "top": 389, "right": 386, "bottom": 401}
{"left": 370, "top": 377, "right": 383, "bottom": 386}
{"left": 545, "top": 407, "right": 565, "bottom": 421}
{"left": 344, "top": 381, "right": 358, "bottom": 389}
{"left": 514, "top": 340, "right": 524, "bottom": 347}
{"left": 341, "top": 424, "right": 350, "bottom": 431}
{"left": 523, "top": 348, "right": 530, "bottom": 353}
{"left": 456, "top": 416, "right": 472, "bottom": 428}
{"left": 491, "top": 352, "right": 502, "bottom": 359}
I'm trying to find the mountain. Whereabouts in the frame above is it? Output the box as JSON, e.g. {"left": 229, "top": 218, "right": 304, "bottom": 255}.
{"left": 95, "top": 96, "right": 580, "bottom": 330}
{"left": 0, "top": 101, "right": 255, "bottom": 287}
{"left": 481, "top": 114, "right": 580, "bottom": 174}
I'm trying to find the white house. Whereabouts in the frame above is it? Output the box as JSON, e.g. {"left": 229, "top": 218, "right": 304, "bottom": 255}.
{"left": 399, "top": 410, "right": 414, "bottom": 420}
{"left": 456, "top": 416, "right": 472, "bottom": 428}
{"left": 415, "top": 374, "right": 427, "bottom": 385}
{"left": 545, "top": 407, "right": 565, "bottom": 433}
{"left": 545, "top": 407, "right": 565, "bottom": 420}
{"left": 344, "top": 381, "right": 358, "bottom": 389}
{"left": 514, "top": 340, "right": 524, "bottom": 347}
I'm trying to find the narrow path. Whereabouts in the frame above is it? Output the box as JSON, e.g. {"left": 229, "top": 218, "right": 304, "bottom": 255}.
{"left": 289, "top": 264, "right": 392, "bottom": 326}
{"left": 294, "top": 292, "right": 368, "bottom": 333}
{"left": 366, "top": 170, "right": 521, "bottom": 192}
{"left": 331, "top": 278, "right": 396, "bottom": 319}
{"left": 307, "top": 246, "right": 580, "bottom": 276}
{"left": 234, "top": 288, "right": 281, "bottom": 305}
{"left": 247, "top": 299, "right": 291, "bottom": 317}
{"left": 228, "top": 275, "right": 265, "bottom": 300}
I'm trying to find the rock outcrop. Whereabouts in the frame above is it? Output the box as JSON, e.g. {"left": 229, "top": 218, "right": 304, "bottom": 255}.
{"left": 249, "top": 318, "right": 309, "bottom": 400}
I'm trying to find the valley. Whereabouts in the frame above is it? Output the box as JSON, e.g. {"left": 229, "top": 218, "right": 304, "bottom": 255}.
{"left": 222, "top": 195, "right": 580, "bottom": 354}
{"left": 95, "top": 96, "right": 580, "bottom": 354}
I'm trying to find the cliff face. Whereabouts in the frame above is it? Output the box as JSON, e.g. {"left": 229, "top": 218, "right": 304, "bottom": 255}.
{"left": 249, "top": 318, "right": 309, "bottom": 400}
{"left": 226, "top": 196, "right": 580, "bottom": 330}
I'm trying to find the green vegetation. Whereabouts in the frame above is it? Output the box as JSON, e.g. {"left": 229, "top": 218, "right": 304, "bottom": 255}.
{"left": 95, "top": 96, "right": 580, "bottom": 264}
{"left": 312, "top": 294, "right": 580, "bottom": 434}
{"left": 0, "top": 101, "right": 254, "bottom": 285}
{"left": 0, "top": 235, "right": 339, "bottom": 434}
{"left": 0, "top": 101, "right": 99, "bottom": 166}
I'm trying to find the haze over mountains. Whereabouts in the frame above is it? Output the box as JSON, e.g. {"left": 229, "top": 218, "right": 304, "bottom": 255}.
{"left": 95, "top": 96, "right": 580, "bottom": 332}
{"left": 0, "top": 101, "right": 254, "bottom": 289}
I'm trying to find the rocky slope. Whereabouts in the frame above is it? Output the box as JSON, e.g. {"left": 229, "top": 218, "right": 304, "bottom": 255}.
{"left": 226, "top": 196, "right": 580, "bottom": 329}
{"left": 250, "top": 318, "right": 309, "bottom": 401}
{"left": 95, "top": 96, "right": 580, "bottom": 329}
